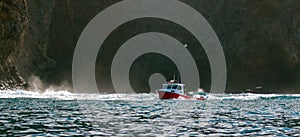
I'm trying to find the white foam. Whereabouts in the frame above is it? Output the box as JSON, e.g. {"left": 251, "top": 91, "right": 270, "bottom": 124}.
{"left": 207, "top": 93, "right": 300, "bottom": 100}
{"left": 0, "top": 90, "right": 299, "bottom": 100}
{"left": 0, "top": 89, "right": 157, "bottom": 100}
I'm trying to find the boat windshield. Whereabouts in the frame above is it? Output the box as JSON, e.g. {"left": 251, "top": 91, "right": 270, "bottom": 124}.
{"left": 172, "top": 85, "right": 178, "bottom": 89}
{"left": 162, "top": 84, "right": 184, "bottom": 90}
{"left": 196, "top": 92, "right": 206, "bottom": 96}
{"left": 178, "top": 86, "right": 182, "bottom": 90}
{"left": 162, "top": 85, "right": 167, "bottom": 89}
{"left": 167, "top": 85, "right": 172, "bottom": 89}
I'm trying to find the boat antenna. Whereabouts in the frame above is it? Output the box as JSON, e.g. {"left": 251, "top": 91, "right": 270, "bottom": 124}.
{"left": 173, "top": 74, "right": 175, "bottom": 81}
{"left": 176, "top": 72, "right": 180, "bottom": 83}
{"left": 177, "top": 72, "right": 180, "bottom": 83}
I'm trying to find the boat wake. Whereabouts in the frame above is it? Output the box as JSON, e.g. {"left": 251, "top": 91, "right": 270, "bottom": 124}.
{"left": 0, "top": 90, "right": 299, "bottom": 101}
{"left": 208, "top": 93, "right": 300, "bottom": 100}
{"left": 0, "top": 90, "right": 157, "bottom": 100}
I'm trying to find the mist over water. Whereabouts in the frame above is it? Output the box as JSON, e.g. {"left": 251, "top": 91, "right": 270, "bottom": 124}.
{"left": 0, "top": 90, "right": 299, "bottom": 136}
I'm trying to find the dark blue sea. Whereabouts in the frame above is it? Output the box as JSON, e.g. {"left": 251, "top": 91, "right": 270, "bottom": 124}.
{"left": 0, "top": 90, "right": 299, "bottom": 136}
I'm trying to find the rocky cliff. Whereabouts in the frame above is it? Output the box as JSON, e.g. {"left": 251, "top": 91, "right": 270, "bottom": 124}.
{"left": 0, "top": 0, "right": 28, "bottom": 90}
{"left": 0, "top": 0, "right": 299, "bottom": 93}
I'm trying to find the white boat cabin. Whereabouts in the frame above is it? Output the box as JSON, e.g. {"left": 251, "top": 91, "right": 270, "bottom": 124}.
{"left": 160, "top": 81, "right": 185, "bottom": 95}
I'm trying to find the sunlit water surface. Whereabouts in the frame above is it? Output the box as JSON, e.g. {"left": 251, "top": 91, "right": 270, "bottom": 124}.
{"left": 0, "top": 90, "right": 299, "bottom": 136}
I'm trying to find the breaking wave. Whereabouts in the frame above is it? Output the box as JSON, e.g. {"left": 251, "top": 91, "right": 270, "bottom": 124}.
{"left": 0, "top": 90, "right": 299, "bottom": 101}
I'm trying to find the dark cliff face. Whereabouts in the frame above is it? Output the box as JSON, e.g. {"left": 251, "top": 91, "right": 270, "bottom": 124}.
{"left": 1, "top": 0, "right": 300, "bottom": 93}
{"left": 203, "top": 0, "right": 300, "bottom": 93}
{"left": 0, "top": 0, "right": 28, "bottom": 89}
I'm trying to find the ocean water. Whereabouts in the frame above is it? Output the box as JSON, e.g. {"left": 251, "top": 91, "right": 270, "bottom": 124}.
{"left": 0, "top": 90, "right": 299, "bottom": 136}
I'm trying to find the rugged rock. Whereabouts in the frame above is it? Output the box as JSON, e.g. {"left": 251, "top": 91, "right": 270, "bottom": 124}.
{"left": 12, "top": 0, "right": 56, "bottom": 85}
{"left": 0, "top": 0, "right": 299, "bottom": 93}
{"left": 0, "top": 0, "right": 28, "bottom": 90}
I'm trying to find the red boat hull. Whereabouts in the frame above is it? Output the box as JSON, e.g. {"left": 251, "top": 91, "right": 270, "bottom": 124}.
{"left": 157, "top": 91, "right": 193, "bottom": 99}
{"left": 157, "top": 91, "right": 179, "bottom": 99}
{"left": 196, "top": 97, "right": 205, "bottom": 100}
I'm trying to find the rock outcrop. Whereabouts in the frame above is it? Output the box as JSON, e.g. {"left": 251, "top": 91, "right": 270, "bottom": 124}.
{"left": 0, "top": 0, "right": 28, "bottom": 90}
{"left": 0, "top": 0, "right": 299, "bottom": 93}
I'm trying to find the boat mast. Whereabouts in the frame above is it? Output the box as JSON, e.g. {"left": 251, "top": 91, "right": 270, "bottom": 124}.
{"left": 177, "top": 72, "right": 180, "bottom": 83}
{"left": 173, "top": 74, "right": 175, "bottom": 81}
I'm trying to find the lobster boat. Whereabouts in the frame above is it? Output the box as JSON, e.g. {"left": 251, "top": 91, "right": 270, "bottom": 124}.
{"left": 156, "top": 80, "right": 207, "bottom": 100}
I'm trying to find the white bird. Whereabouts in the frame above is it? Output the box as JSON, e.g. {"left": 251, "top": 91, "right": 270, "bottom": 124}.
{"left": 184, "top": 44, "right": 188, "bottom": 48}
